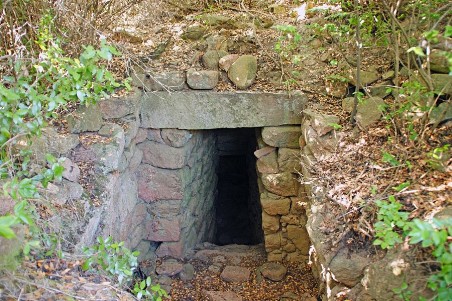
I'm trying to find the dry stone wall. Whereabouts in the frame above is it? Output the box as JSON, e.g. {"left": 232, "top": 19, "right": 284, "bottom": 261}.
{"left": 255, "top": 126, "right": 311, "bottom": 262}
{"left": 136, "top": 129, "right": 218, "bottom": 258}
{"left": 22, "top": 86, "right": 314, "bottom": 266}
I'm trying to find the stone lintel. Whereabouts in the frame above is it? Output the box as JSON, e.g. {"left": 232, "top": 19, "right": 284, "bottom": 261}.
{"left": 141, "top": 91, "right": 306, "bottom": 129}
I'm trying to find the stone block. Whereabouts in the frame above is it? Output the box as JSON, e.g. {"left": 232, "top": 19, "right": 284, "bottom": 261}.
{"left": 129, "top": 147, "right": 143, "bottom": 171}
{"left": 261, "top": 172, "right": 299, "bottom": 196}
{"left": 325, "top": 79, "right": 348, "bottom": 98}
{"left": 432, "top": 73, "right": 452, "bottom": 95}
{"left": 261, "top": 197, "right": 291, "bottom": 215}
{"left": 90, "top": 125, "right": 125, "bottom": 174}
{"left": 123, "top": 117, "right": 139, "bottom": 148}
{"left": 187, "top": 69, "right": 219, "bottom": 90}
{"left": 132, "top": 70, "right": 186, "bottom": 91}
{"left": 291, "top": 196, "right": 307, "bottom": 214}
{"left": 227, "top": 55, "right": 258, "bottom": 89}
{"left": 146, "top": 128, "right": 165, "bottom": 143}
{"left": 303, "top": 109, "right": 339, "bottom": 136}
{"left": 61, "top": 158, "right": 80, "bottom": 182}
{"left": 146, "top": 217, "right": 181, "bottom": 242}
{"left": 28, "top": 128, "right": 79, "bottom": 164}
{"left": 262, "top": 212, "right": 280, "bottom": 233}
{"left": 179, "top": 263, "right": 195, "bottom": 281}
{"left": 369, "top": 82, "right": 392, "bottom": 98}
{"left": 329, "top": 249, "right": 371, "bottom": 287}
{"left": 267, "top": 250, "right": 285, "bottom": 262}
{"left": 0, "top": 193, "right": 14, "bottom": 215}
{"left": 254, "top": 146, "right": 276, "bottom": 158}
{"left": 119, "top": 203, "right": 148, "bottom": 248}
{"left": 45, "top": 180, "right": 83, "bottom": 205}
{"left": 348, "top": 69, "right": 379, "bottom": 87}
{"left": 137, "top": 164, "right": 183, "bottom": 202}
{"left": 283, "top": 243, "right": 296, "bottom": 253}
{"left": 355, "top": 97, "right": 385, "bottom": 130}
{"left": 256, "top": 148, "right": 278, "bottom": 174}
{"left": 134, "top": 128, "right": 148, "bottom": 144}
{"left": 67, "top": 104, "right": 103, "bottom": 133}
{"left": 302, "top": 125, "right": 339, "bottom": 161}
{"left": 181, "top": 25, "right": 206, "bottom": 40}
{"left": 287, "top": 225, "right": 310, "bottom": 254}
{"left": 141, "top": 91, "right": 306, "bottom": 129}
{"left": 156, "top": 241, "right": 184, "bottom": 258}
{"left": 261, "top": 126, "right": 301, "bottom": 148}
{"left": 156, "top": 259, "right": 183, "bottom": 276}
{"left": 138, "top": 140, "right": 188, "bottom": 169}
{"left": 281, "top": 214, "right": 301, "bottom": 225}
{"left": 264, "top": 232, "right": 282, "bottom": 251}
{"left": 0, "top": 225, "right": 24, "bottom": 269}
{"left": 99, "top": 89, "right": 140, "bottom": 119}
{"left": 161, "top": 129, "right": 193, "bottom": 147}
{"left": 202, "top": 50, "right": 228, "bottom": 70}
{"left": 260, "top": 262, "right": 287, "bottom": 281}
{"left": 286, "top": 251, "right": 307, "bottom": 262}
{"left": 219, "top": 54, "right": 240, "bottom": 72}
{"left": 149, "top": 200, "right": 182, "bottom": 218}
{"left": 220, "top": 266, "right": 251, "bottom": 282}
{"left": 431, "top": 49, "right": 449, "bottom": 74}
{"left": 278, "top": 148, "right": 301, "bottom": 173}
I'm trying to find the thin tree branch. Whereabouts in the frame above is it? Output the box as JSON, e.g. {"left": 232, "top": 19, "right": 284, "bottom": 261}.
{"left": 350, "top": 0, "right": 362, "bottom": 125}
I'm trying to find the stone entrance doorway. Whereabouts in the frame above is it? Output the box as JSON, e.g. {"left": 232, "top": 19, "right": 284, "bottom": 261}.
{"left": 213, "top": 129, "right": 263, "bottom": 246}
{"left": 92, "top": 90, "right": 311, "bottom": 262}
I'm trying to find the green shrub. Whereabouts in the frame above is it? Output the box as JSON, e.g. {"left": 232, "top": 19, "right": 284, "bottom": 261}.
{"left": 0, "top": 11, "right": 126, "bottom": 243}
{"left": 83, "top": 236, "right": 167, "bottom": 300}
{"left": 374, "top": 196, "right": 452, "bottom": 300}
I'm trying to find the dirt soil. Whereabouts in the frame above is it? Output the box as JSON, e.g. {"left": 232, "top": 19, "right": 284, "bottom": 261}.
{"left": 165, "top": 244, "right": 319, "bottom": 301}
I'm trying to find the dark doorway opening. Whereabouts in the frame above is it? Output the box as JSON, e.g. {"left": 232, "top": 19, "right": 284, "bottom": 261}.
{"left": 214, "top": 128, "right": 263, "bottom": 245}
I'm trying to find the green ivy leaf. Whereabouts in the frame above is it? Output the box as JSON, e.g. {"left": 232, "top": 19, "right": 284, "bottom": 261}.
{"left": 407, "top": 46, "right": 426, "bottom": 57}
{"left": 0, "top": 215, "right": 18, "bottom": 238}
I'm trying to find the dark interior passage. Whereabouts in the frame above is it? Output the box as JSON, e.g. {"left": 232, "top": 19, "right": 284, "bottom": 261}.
{"left": 213, "top": 128, "right": 263, "bottom": 245}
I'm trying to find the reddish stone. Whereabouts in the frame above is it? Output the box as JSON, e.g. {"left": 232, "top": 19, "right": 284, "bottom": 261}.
{"left": 278, "top": 148, "right": 302, "bottom": 173}
{"left": 161, "top": 129, "right": 192, "bottom": 148}
{"left": 156, "top": 259, "right": 183, "bottom": 276}
{"left": 260, "top": 262, "right": 287, "bottom": 281}
{"left": 261, "top": 172, "right": 299, "bottom": 196}
{"left": 138, "top": 140, "right": 187, "bottom": 169}
{"left": 220, "top": 266, "right": 251, "bottom": 282}
{"left": 254, "top": 146, "right": 276, "bottom": 158}
{"left": 156, "top": 241, "right": 184, "bottom": 258}
{"left": 256, "top": 149, "right": 278, "bottom": 174}
{"left": 147, "top": 128, "right": 164, "bottom": 143}
{"left": 137, "top": 164, "right": 183, "bottom": 202}
{"left": 133, "top": 128, "right": 148, "bottom": 144}
{"left": 146, "top": 217, "right": 181, "bottom": 242}
{"left": 98, "top": 95, "right": 138, "bottom": 119}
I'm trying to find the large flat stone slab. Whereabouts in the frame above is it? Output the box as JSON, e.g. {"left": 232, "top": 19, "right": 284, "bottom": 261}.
{"left": 141, "top": 91, "right": 306, "bottom": 129}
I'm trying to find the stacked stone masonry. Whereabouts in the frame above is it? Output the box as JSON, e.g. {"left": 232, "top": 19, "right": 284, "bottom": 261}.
{"left": 28, "top": 87, "right": 311, "bottom": 264}
{"left": 255, "top": 126, "right": 310, "bottom": 262}
{"left": 136, "top": 129, "right": 218, "bottom": 258}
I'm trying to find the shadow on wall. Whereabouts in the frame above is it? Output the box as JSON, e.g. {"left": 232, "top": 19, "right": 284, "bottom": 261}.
{"left": 213, "top": 128, "right": 263, "bottom": 245}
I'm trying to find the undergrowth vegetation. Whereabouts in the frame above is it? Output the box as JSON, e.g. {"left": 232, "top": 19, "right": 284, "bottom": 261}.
{"left": 0, "top": 10, "right": 123, "bottom": 241}
{"left": 83, "top": 236, "right": 167, "bottom": 300}
{"left": 274, "top": 0, "right": 451, "bottom": 300}
{"left": 0, "top": 1, "right": 164, "bottom": 299}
